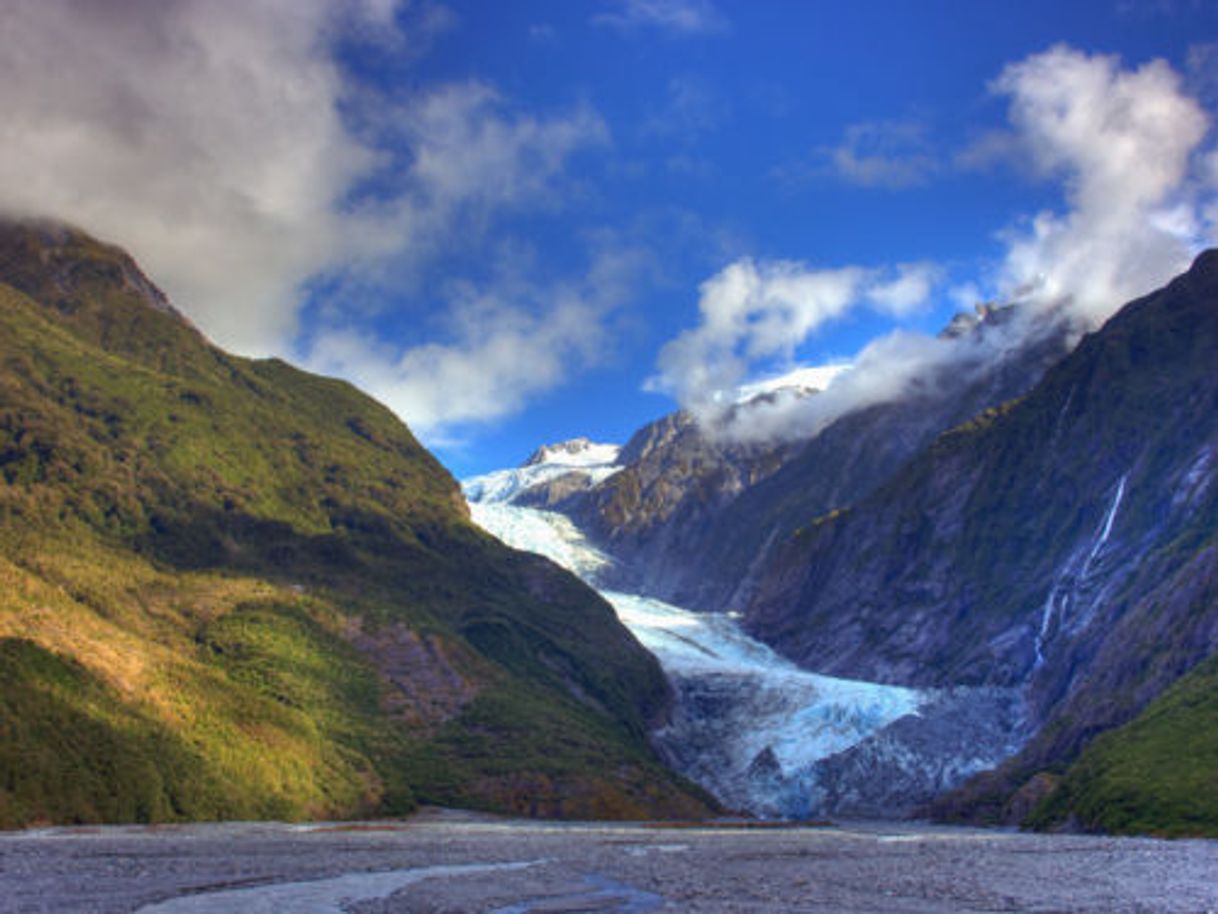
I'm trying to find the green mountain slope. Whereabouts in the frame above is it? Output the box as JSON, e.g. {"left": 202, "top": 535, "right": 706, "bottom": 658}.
{"left": 1024, "top": 650, "right": 1218, "bottom": 837}
{"left": 0, "top": 220, "right": 712, "bottom": 827}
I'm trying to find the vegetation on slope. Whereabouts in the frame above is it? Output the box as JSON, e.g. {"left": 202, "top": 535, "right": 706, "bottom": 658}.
{"left": 0, "top": 221, "right": 712, "bottom": 827}
{"left": 1026, "top": 649, "right": 1218, "bottom": 837}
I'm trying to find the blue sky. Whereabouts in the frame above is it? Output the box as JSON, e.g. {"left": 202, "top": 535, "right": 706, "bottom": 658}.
{"left": 2, "top": 1, "right": 1217, "bottom": 475}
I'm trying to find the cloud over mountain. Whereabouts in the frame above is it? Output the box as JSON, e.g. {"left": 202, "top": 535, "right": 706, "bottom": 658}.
{"left": 306, "top": 242, "right": 649, "bottom": 442}
{"left": 648, "top": 258, "right": 937, "bottom": 423}
{"left": 990, "top": 45, "right": 1210, "bottom": 324}
{"left": 2, "top": 4, "right": 1214, "bottom": 466}
{"left": 657, "top": 45, "right": 1217, "bottom": 444}
{"left": 0, "top": 0, "right": 374, "bottom": 354}
{"left": 0, "top": 0, "right": 606, "bottom": 362}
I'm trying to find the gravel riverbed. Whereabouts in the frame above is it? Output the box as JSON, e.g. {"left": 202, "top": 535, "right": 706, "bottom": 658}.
{"left": 2, "top": 809, "right": 1216, "bottom": 913}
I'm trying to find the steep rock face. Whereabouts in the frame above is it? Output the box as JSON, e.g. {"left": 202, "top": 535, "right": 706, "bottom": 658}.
{"left": 744, "top": 251, "right": 1218, "bottom": 829}
{"left": 569, "top": 306, "right": 1071, "bottom": 612}
{"left": 568, "top": 410, "right": 796, "bottom": 597}
{"left": 933, "top": 535, "right": 1218, "bottom": 832}
{"left": 0, "top": 219, "right": 712, "bottom": 827}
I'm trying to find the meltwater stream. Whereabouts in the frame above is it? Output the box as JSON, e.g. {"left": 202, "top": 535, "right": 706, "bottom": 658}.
{"left": 463, "top": 461, "right": 924, "bottom": 817}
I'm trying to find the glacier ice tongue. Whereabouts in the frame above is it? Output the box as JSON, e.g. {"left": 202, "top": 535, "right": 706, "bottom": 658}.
{"left": 463, "top": 472, "right": 928, "bottom": 817}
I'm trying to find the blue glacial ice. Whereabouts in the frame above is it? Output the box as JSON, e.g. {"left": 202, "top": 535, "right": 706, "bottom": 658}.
{"left": 464, "top": 463, "right": 927, "bottom": 817}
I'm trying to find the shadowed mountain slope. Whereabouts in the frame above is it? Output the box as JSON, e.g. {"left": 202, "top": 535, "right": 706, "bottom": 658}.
{"left": 564, "top": 306, "right": 1071, "bottom": 615}
{"left": 742, "top": 251, "right": 1218, "bottom": 834}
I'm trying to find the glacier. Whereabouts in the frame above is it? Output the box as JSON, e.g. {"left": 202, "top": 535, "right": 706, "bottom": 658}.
{"left": 463, "top": 448, "right": 935, "bottom": 817}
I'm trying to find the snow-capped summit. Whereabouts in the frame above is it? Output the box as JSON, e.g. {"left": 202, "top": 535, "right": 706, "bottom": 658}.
{"left": 462, "top": 437, "right": 621, "bottom": 506}
{"left": 735, "top": 363, "right": 850, "bottom": 405}
{"left": 523, "top": 437, "right": 621, "bottom": 468}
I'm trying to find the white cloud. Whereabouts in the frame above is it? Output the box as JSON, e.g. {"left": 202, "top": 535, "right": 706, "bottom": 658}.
{"left": 305, "top": 244, "right": 649, "bottom": 443}
{"left": 307, "top": 304, "right": 600, "bottom": 444}
{"left": 594, "top": 0, "right": 728, "bottom": 35}
{"left": 954, "top": 128, "right": 1024, "bottom": 175}
{"left": 0, "top": 0, "right": 374, "bottom": 354}
{"left": 990, "top": 45, "right": 1210, "bottom": 325}
{"left": 949, "top": 282, "right": 986, "bottom": 312}
{"left": 866, "top": 263, "right": 942, "bottom": 316}
{"left": 720, "top": 319, "right": 1033, "bottom": 444}
{"left": 821, "top": 120, "right": 939, "bottom": 189}
{"left": 647, "top": 258, "right": 937, "bottom": 423}
{"left": 343, "top": 81, "right": 607, "bottom": 285}
{"left": 657, "top": 45, "right": 1216, "bottom": 445}
{"left": 1204, "top": 150, "right": 1218, "bottom": 245}
{"left": 0, "top": 0, "right": 606, "bottom": 363}
{"left": 397, "top": 83, "right": 605, "bottom": 213}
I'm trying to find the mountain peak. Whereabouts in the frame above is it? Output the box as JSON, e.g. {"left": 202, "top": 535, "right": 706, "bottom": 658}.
{"left": 0, "top": 218, "right": 183, "bottom": 322}
{"left": 939, "top": 301, "right": 1020, "bottom": 340}
{"left": 734, "top": 364, "right": 850, "bottom": 404}
{"left": 0, "top": 218, "right": 219, "bottom": 375}
{"left": 1188, "top": 247, "right": 1218, "bottom": 280}
{"left": 523, "top": 437, "right": 621, "bottom": 468}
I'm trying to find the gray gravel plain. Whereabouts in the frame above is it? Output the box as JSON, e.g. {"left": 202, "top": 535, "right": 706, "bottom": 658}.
{"left": 2, "top": 809, "right": 1216, "bottom": 913}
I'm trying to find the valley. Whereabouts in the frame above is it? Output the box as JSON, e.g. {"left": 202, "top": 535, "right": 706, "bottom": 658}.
{"left": 464, "top": 452, "right": 1025, "bottom": 819}
{"left": 5, "top": 812, "right": 1217, "bottom": 913}
{"left": 3, "top": 6, "right": 1218, "bottom": 911}
{"left": 2, "top": 221, "right": 1216, "bottom": 839}
{"left": 468, "top": 249, "right": 1218, "bottom": 835}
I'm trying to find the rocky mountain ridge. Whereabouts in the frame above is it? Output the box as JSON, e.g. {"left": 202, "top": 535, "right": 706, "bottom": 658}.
{"left": 556, "top": 300, "right": 1073, "bottom": 611}
{"left": 524, "top": 437, "right": 620, "bottom": 468}
{"left": 514, "top": 252, "right": 1218, "bottom": 833}
{"left": 742, "top": 250, "right": 1218, "bottom": 830}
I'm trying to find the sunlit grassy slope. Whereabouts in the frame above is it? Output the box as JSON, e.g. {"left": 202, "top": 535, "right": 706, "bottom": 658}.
{"left": 0, "top": 221, "right": 712, "bottom": 827}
